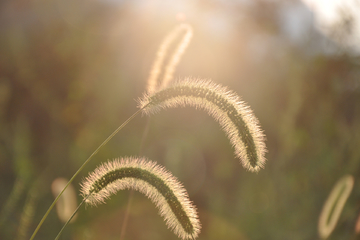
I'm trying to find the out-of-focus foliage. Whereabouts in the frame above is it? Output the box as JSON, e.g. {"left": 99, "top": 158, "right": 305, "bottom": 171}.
{"left": 1, "top": 0, "right": 360, "bottom": 239}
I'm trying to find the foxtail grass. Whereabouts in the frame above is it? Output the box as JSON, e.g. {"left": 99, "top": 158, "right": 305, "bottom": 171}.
{"left": 31, "top": 77, "right": 267, "bottom": 239}
{"left": 318, "top": 175, "right": 354, "bottom": 239}
{"left": 31, "top": 24, "right": 267, "bottom": 240}
{"left": 30, "top": 23, "right": 194, "bottom": 237}
{"left": 79, "top": 157, "right": 201, "bottom": 240}
{"left": 140, "top": 78, "right": 267, "bottom": 172}
{"left": 147, "top": 24, "right": 193, "bottom": 94}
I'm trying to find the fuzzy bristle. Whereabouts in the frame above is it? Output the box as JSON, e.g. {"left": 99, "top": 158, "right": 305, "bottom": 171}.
{"left": 81, "top": 157, "right": 201, "bottom": 240}
{"left": 147, "top": 24, "right": 193, "bottom": 94}
{"left": 139, "top": 78, "right": 267, "bottom": 172}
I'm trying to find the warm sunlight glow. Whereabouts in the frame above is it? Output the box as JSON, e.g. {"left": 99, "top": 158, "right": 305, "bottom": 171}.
{"left": 303, "top": 0, "right": 344, "bottom": 22}
{"left": 302, "top": 0, "right": 360, "bottom": 51}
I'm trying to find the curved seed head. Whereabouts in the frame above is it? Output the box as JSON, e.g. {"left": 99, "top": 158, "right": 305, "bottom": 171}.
{"left": 147, "top": 24, "right": 193, "bottom": 94}
{"left": 318, "top": 175, "right": 354, "bottom": 239}
{"left": 139, "top": 78, "right": 267, "bottom": 172}
{"left": 81, "top": 157, "right": 201, "bottom": 240}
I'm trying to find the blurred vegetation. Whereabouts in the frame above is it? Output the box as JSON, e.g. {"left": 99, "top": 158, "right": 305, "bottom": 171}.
{"left": 1, "top": 0, "right": 360, "bottom": 239}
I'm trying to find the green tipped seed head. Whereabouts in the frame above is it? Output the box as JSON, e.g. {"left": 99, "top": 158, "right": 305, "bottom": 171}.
{"left": 81, "top": 157, "right": 201, "bottom": 240}
{"left": 139, "top": 78, "right": 267, "bottom": 172}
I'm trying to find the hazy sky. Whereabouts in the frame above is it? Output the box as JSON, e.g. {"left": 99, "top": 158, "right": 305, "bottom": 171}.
{"left": 301, "top": 0, "right": 360, "bottom": 52}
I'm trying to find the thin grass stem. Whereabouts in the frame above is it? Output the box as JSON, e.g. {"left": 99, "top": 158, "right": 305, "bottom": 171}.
{"left": 30, "top": 107, "right": 145, "bottom": 240}
{"left": 54, "top": 194, "right": 89, "bottom": 240}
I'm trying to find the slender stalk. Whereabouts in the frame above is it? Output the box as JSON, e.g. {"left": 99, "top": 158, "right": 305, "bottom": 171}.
{"left": 30, "top": 108, "right": 144, "bottom": 240}
{"left": 54, "top": 195, "right": 89, "bottom": 240}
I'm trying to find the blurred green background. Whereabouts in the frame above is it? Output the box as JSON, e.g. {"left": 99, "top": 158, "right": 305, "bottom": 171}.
{"left": 1, "top": 0, "right": 360, "bottom": 239}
